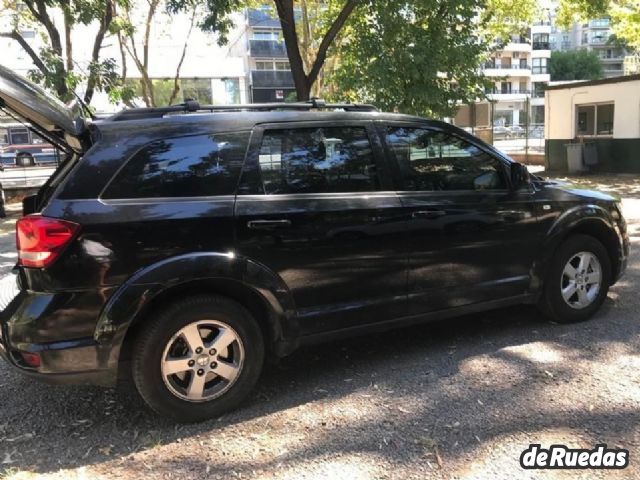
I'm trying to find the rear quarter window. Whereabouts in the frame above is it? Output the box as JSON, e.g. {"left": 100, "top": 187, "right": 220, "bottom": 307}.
{"left": 102, "top": 132, "right": 249, "bottom": 199}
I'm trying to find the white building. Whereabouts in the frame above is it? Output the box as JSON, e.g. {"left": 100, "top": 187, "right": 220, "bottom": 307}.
{"left": 545, "top": 74, "right": 640, "bottom": 172}
{"left": 483, "top": 21, "right": 551, "bottom": 127}
{"left": 0, "top": 7, "right": 251, "bottom": 113}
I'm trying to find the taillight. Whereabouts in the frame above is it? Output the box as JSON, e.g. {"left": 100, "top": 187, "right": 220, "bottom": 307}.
{"left": 16, "top": 215, "right": 80, "bottom": 268}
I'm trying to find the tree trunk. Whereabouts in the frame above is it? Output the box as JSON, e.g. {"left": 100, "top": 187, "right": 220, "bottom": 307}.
{"left": 23, "top": 0, "right": 69, "bottom": 99}
{"left": 274, "top": 0, "right": 310, "bottom": 100}
{"left": 0, "top": 31, "right": 50, "bottom": 76}
{"left": 62, "top": 1, "right": 74, "bottom": 72}
{"left": 168, "top": 6, "right": 198, "bottom": 105}
{"left": 142, "top": 0, "right": 161, "bottom": 106}
{"left": 84, "top": 0, "right": 114, "bottom": 104}
{"left": 274, "top": 0, "right": 358, "bottom": 101}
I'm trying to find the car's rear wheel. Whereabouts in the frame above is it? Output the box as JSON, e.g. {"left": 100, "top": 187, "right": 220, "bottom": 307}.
{"left": 539, "top": 234, "right": 611, "bottom": 323}
{"left": 16, "top": 153, "right": 34, "bottom": 167}
{"left": 132, "top": 295, "right": 264, "bottom": 422}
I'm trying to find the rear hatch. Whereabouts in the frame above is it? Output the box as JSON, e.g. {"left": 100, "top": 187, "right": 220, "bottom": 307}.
{"left": 0, "top": 65, "right": 91, "bottom": 213}
{"left": 0, "top": 64, "right": 86, "bottom": 154}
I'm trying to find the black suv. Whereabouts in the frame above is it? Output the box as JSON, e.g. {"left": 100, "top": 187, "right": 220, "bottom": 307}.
{"left": 0, "top": 66, "right": 629, "bottom": 422}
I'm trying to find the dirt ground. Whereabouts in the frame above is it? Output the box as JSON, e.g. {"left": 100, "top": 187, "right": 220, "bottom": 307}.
{"left": 0, "top": 173, "right": 639, "bottom": 480}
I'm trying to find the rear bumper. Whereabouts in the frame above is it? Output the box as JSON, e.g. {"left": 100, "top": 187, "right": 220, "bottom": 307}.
{"left": 0, "top": 272, "right": 117, "bottom": 386}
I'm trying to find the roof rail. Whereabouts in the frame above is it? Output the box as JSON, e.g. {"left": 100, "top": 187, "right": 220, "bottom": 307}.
{"left": 106, "top": 98, "right": 378, "bottom": 122}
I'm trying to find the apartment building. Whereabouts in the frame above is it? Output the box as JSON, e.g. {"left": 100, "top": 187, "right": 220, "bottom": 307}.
{"left": 234, "top": 8, "right": 295, "bottom": 102}
{"left": 550, "top": 17, "right": 627, "bottom": 78}
{"left": 482, "top": 22, "right": 551, "bottom": 127}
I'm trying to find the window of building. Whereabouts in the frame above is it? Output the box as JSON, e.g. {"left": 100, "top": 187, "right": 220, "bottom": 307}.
{"left": 180, "top": 78, "right": 213, "bottom": 104}
{"left": 590, "top": 30, "right": 610, "bottom": 44}
{"left": 590, "top": 18, "right": 610, "bottom": 28}
{"left": 500, "top": 82, "right": 512, "bottom": 93}
{"left": 103, "top": 133, "right": 250, "bottom": 199}
{"left": 532, "top": 58, "right": 548, "bottom": 74}
{"left": 532, "top": 33, "right": 550, "bottom": 49}
{"left": 255, "top": 60, "right": 290, "bottom": 70}
{"left": 576, "top": 103, "right": 614, "bottom": 136}
{"left": 533, "top": 82, "right": 545, "bottom": 98}
{"left": 224, "top": 78, "right": 240, "bottom": 104}
{"left": 257, "top": 127, "right": 378, "bottom": 194}
{"left": 252, "top": 30, "right": 279, "bottom": 40}
{"left": 385, "top": 127, "right": 506, "bottom": 192}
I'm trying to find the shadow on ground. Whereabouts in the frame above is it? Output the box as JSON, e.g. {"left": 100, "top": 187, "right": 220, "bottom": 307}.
{"left": 1, "top": 284, "right": 638, "bottom": 476}
{"left": 0, "top": 178, "right": 638, "bottom": 478}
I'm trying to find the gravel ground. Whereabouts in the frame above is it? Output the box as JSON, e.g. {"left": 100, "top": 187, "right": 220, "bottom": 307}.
{"left": 0, "top": 174, "right": 639, "bottom": 480}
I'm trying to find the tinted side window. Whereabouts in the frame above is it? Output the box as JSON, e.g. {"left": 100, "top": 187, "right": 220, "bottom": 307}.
{"left": 103, "top": 133, "right": 249, "bottom": 199}
{"left": 258, "top": 126, "right": 378, "bottom": 194}
{"left": 385, "top": 127, "right": 507, "bottom": 191}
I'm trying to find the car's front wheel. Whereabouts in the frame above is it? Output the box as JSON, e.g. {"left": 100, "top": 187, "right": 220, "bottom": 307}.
{"left": 539, "top": 234, "right": 611, "bottom": 323}
{"left": 132, "top": 295, "right": 264, "bottom": 422}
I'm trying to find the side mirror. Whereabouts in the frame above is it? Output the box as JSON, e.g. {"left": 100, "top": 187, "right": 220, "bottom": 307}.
{"left": 510, "top": 163, "right": 530, "bottom": 190}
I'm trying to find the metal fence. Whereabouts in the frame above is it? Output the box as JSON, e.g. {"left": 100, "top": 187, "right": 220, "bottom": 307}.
{"left": 452, "top": 101, "right": 545, "bottom": 166}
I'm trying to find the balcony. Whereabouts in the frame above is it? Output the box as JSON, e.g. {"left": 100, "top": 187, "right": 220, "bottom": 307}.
{"left": 247, "top": 9, "right": 281, "bottom": 28}
{"left": 589, "top": 19, "right": 610, "bottom": 29}
{"left": 250, "top": 39, "right": 287, "bottom": 58}
{"left": 502, "top": 41, "right": 531, "bottom": 52}
{"left": 482, "top": 64, "right": 531, "bottom": 77}
{"left": 485, "top": 89, "right": 532, "bottom": 99}
{"left": 532, "top": 41, "right": 550, "bottom": 50}
{"left": 251, "top": 70, "right": 294, "bottom": 88}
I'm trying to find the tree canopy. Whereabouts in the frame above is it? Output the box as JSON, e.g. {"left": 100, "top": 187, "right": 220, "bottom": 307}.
{"left": 0, "top": 0, "right": 124, "bottom": 104}
{"left": 549, "top": 49, "right": 605, "bottom": 81}
{"left": 170, "top": 0, "right": 537, "bottom": 115}
{"left": 557, "top": 0, "right": 640, "bottom": 51}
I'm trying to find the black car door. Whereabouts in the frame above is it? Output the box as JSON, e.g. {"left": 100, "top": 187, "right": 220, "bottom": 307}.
{"left": 380, "top": 122, "right": 541, "bottom": 315}
{"left": 234, "top": 121, "right": 409, "bottom": 336}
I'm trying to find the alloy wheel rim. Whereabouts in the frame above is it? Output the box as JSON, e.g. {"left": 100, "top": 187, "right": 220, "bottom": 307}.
{"left": 560, "top": 251, "right": 602, "bottom": 310}
{"left": 161, "top": 320, "right": 244, "bottom": 402}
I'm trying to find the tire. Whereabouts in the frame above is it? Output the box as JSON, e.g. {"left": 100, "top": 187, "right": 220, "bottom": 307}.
{"left": 539, "top": 234, "right": 611, "bottom": 323}
{"left": 16, "top": 153, "right": 34, "bottom": 167}
{"left": 132, "top": 294, "right": 265, "bottom": 422}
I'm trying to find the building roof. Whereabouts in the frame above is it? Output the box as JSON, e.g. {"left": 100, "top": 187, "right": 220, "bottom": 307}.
{"left": 545, "top": 74, "right": 640, "bottom": 91}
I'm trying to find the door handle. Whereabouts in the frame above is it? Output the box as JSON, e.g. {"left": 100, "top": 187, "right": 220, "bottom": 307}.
{"left": 412, "top": 210, "right": 446, "bottom": 219}
{"left": 247, "top": 219, "right": 292, "bottom": 230}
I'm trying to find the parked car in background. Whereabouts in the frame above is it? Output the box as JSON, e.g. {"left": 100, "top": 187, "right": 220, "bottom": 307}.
{"left": 0, "top": 65, "right": 630, "bottom": 423}
{"left": 528, "top": 125, "right": 544, "bottom": 139}
{"left": 0, "top": 123, "right": 58, "bottom": 167}
{"left": 492, "top": 125, "right": 509, "bottom": 139}
{"left": 507, "top": 125, "right": 525, "bottom": 138}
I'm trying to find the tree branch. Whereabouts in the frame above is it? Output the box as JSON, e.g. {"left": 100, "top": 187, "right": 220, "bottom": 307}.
{"left": 307, "top": 0, "right": 358, "bottom": 87}
{"left": 84, "top": 0, "right": 115, "bottom": 103}
{"left": 25, "top": 0, "right": 64, "bottom": 55}
{"left": 0, "top": 30, "right": 50, "bottom": 76}
{"left": 168, "top": 6, "right": 198, "bottom": 105}
{"left": 274, "top": 0, "right": 310, "bottom": 99}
